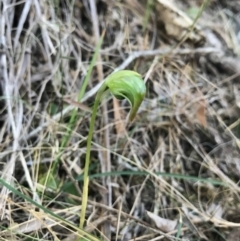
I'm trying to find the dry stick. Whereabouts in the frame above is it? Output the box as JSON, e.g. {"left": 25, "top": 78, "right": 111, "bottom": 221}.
{"left": 0, "top": 1, "right": 23, "bottom": 217}
{"left": 13, "top": 0, "right": 32, "bottom": 49}
{"left": 89, "top": 0, "right": 112, "bottom": 239}
{"left": 16, "top": 1, "right": 52, "bottom": 207}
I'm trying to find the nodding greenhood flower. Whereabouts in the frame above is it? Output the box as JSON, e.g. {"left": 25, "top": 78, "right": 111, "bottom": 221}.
{"left": 80, "top": 70, "right": 146, "bottom": 230}
{"left": 103, "top": 70, "right": 146, "bottom": 121}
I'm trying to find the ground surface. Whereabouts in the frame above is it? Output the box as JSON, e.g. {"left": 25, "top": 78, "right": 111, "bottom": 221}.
{"left": 0, "top": 0, "right": 240, "bottom": 240}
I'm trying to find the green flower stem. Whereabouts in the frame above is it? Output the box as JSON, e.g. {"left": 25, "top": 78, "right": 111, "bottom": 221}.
{"left": 79, "top": 83, "right": 107, "bottom": 230}
{"left": 79, "top": 70, "right": 146, "bottom": 234}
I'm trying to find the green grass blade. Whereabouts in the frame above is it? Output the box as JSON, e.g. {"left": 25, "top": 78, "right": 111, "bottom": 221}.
{"left": 51, "top": 31, "right": 105, "bottom": 175}
{"left": 143, "top": 0, "right": 155, "bottom": 32}
{"left": 175, "top": 213, "right": 182, "bottom": 239}
{"left": 60, "top": 170, "right": 227, "bottom": 193}
{"left": 0, "top": 178, "right": 102, "bottom": 241}
{"left": 77, "top": 171, "right": 227, "bottom": 186}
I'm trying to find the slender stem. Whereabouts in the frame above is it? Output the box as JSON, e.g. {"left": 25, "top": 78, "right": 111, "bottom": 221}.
{"left": 79, "top": 83, "right": 107, "bottom": 230}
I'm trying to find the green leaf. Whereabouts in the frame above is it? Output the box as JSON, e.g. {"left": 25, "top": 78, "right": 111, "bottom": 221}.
{"left": 104, "top": 70, "right": 146, "bottom": 121}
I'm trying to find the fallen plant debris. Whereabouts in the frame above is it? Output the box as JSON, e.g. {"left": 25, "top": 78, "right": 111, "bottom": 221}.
{"left": 0, "top": 0, "right": 240, "bottom": 240}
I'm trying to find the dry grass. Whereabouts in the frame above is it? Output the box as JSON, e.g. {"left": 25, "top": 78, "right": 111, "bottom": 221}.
{"left": 0, "top": 0, "right": 240, "bottom": 240}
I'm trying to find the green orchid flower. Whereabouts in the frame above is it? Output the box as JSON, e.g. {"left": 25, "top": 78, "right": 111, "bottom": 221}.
{"left": 104, "top": 70, "right": 146, "bottom": 121}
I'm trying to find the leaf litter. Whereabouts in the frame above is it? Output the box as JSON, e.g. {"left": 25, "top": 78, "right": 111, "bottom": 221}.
{"left": 0, "top": 0, "right": 240, "bottom": 240}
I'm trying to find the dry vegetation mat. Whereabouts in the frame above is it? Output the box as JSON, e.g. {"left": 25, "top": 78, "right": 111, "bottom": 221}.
{"left": 0, "top": 0, "right": 240, "bottom": 240}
